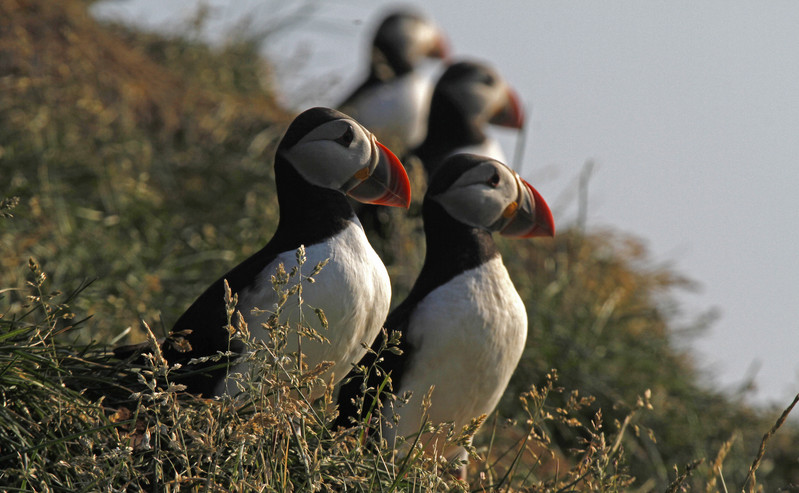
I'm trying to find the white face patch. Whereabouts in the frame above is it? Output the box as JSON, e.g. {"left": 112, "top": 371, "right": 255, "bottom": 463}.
{"left": 433, "top": 160, "right": 519, "bottom": 229}
{"left": 382, "top": 16, "right": 440, "bottom": 65}
{"left": 407, "top": 19, "right": 440, "bottom": 59}
{"left": 279, "top": 118, "right": 377, "bottom": 191}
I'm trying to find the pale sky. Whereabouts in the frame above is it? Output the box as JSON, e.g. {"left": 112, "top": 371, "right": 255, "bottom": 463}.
{"left": 93, "top": 1, "right": 799, "bottom": 406}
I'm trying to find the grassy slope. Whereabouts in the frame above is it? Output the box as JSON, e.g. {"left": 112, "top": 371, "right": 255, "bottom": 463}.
{"left": 0, "top": 0, "right": 288, "bottom": 344}
{"left": 1, "top": 0, "right": 797, "bottom": 490}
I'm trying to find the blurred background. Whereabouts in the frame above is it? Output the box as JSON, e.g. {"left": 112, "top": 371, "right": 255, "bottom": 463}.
{"left": 90, "top": 0, "right": 799, "bottom": 407}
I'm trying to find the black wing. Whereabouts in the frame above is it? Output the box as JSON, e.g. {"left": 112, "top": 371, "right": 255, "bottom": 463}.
{"left": 113, "top": 244, "right": 281, "bottom": 397}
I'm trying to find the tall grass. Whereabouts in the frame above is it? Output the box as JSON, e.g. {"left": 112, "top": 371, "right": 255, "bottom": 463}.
{"left": 1, "top": 250, "right": 649, "bottom": 491}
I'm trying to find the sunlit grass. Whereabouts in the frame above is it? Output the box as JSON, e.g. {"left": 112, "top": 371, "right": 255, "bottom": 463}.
{"left": 1, "top": 0, "right": 798, "bottom": 490}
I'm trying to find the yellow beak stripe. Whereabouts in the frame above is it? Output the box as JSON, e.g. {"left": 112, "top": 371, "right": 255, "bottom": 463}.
{"left": 353, "top": 166, "right": 371, "bottom": 181}
{"left": 502, "top": 201, "right": 518, "bottom": 218}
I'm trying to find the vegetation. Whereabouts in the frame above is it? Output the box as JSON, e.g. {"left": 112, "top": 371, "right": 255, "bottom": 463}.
{"left": 1, "top": 0, "right": 797, "bottom": 490}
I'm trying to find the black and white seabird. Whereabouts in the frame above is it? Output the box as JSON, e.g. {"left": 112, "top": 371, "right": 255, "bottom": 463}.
{"left": 335, "top": 153, "right": 554, "bottom": 472}
{"left": 412, "top": 61, "right": 524, "bottom": 176}
{"left": 117, "top": 107, "right": 411, "bottom": 398}
{"left": 339, "top": 11, "right": 448, "bottom": 156}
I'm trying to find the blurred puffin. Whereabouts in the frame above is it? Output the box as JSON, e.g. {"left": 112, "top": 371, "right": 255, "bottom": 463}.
{"left": 339, "top": 11, "right": 448, "bottom": 156}
{"left": 335, "top": 153, "right": 554, "bottom": 475}
{"left": 412, "top": 60, "right": 524, "bottom": 176}
{"left": 116, "top": 107, "right": 411, "bottom": 398}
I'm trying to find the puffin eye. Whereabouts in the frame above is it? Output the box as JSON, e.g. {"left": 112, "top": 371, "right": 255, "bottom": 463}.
{"left": 487, "top": 172, "right": 500, "bottom": 188}
{"left": 335, "top": 124, "right": 355, "bottom": 147}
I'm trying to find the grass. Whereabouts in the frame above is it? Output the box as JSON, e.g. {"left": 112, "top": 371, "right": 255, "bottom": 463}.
{"left": 1, "top": 0, "right": 799, "bottom": 490}
{"left": 0, "top": 249, "right": 648, "bottom": 491}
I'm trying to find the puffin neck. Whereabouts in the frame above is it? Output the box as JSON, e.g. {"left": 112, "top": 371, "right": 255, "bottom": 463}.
{"left": 415, "top": 97, "right": 486, "bottom": 173}
{"left": 270, "top": 154, "right": 356, "bottom": 250}
{"left": 365, "top": 64, "right": 395, "bottom": 86}
{"left": 366, "top": 45, "right": 413, "bottom": 85}
{"left": 409, "top": 198, "right": 499, "bottom": 300}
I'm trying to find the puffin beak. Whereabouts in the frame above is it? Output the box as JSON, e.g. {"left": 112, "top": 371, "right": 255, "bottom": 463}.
{"left": 500, "top": 176, "right": 555, "bottom": 238}
{"left": 489, "top": 87, "right": 525, "bottom": 129}
{"left": 347, "top": 141, "right": 412, "bottom": 208}
{"left": 429, "top": 32, "right": 450, "bottom": 60}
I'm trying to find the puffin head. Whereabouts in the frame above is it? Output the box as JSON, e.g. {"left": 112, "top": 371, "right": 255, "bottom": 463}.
{"left": 278, "top": 107, "right": 411, "bottom": 208}
{"left": 427, "top": 154, "right": 554, "bottom": 238}
{"left": 434, "top": 60, "right": 524, "bottom": 129}
{"left": 371, "top": 11, "right": 449, "bottom": 79}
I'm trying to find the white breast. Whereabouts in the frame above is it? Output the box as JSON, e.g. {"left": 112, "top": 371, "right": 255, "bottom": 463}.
{"left": 343, "top": 73, "right": 434, "bottom": 153}
{"left": 385, "top": 256, "right": 527, "bottom": 457}
{"left": 217, "top": 219, "right": 391, "bottom": 397}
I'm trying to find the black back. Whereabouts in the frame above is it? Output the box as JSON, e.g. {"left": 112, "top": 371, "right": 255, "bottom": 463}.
{"left": 335, "top": 155, "right": 499, "bottom": 428}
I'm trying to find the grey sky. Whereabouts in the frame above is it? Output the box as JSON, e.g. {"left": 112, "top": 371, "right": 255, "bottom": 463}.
{"left": 93, "top": 0, "right": 799, "bottom": 406}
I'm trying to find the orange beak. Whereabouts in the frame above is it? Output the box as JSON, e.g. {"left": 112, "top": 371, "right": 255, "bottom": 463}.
{"left": 429, "top": 32, "right": 450, "bottom": 61}
{"left": 500, "top": 176, "right": 555, "bottom": 238}
{"left": 347, "top": 141, "right": 411, "bottom": 208}
{"left": 489, "top": 87, "right": 525, "bottom": 129}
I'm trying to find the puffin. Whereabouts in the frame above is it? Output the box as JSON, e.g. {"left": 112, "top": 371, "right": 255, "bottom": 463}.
{"left": 116, "top": 107, "right": 411, "bottom": 398}
{"left": 339, "top": 11, "right": 448, "bottom": 156}
{"left": 335, "top": 153, "right": 554, "bottom": 474}
{"left": 412, "top": 60, "right": 525, "bottom": 177}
